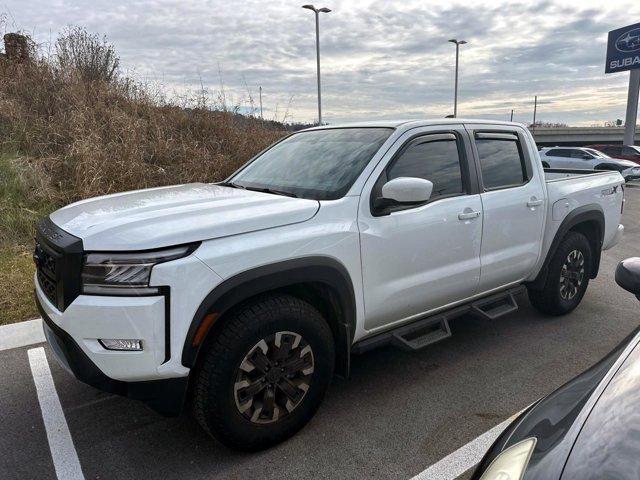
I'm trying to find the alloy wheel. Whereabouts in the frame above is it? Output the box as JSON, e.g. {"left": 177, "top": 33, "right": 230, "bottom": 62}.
{"left": 559, "top": 249, "right": 585, "bottom": 300}
{"left": 234, "top": 331, "right": 315, "bottom": 424}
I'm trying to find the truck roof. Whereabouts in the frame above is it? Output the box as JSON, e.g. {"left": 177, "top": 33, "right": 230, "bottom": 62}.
{"left": 306, "top": 118, "right": 527, "bottom": 131}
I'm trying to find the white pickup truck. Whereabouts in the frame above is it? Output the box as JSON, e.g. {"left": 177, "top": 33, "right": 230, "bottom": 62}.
{"left": 34, "top": 119, "right": 625, "bottom": 450}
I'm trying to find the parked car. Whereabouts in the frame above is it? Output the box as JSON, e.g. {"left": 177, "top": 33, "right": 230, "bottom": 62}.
{"left": 34, "top": 119, "right": 625, "bottom": 450}
{"left": 587, "top": 144, "right": 640, "bottom": 165}
{"left": 539, "top": 146, "right": 640, "bottom": 182}
{"left": 472, "top": 257, "right": 640, "bottom": 480}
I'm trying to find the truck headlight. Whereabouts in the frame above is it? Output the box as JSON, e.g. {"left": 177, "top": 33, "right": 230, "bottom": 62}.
{"left": 81, "top": 244, "right": 198, "bottom": 295}
{"left": 479, "top": 438, "right": 536, "bottom": 480}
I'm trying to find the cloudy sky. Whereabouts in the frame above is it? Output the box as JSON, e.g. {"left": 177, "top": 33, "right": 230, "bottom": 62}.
{"left": 4, "top": 0, "right": 640, "bottom": 125}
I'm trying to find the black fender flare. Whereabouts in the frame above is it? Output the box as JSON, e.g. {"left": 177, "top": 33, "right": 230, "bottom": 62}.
{"left": 530, "top": 204, "right": 605, "bottom": 290}
{"left": 181, "top": 256, "right": 356, "bottom": 377}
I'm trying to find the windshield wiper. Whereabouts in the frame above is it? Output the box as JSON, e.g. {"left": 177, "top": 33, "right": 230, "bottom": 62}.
{"left": 219, "top": 181, "right": 246, "bottom": 189}
{"left": 244, "top": 186, "right": 298, "bottom": 198}
{"left": 220, "top": 181, "right": 297, "bottom": 198}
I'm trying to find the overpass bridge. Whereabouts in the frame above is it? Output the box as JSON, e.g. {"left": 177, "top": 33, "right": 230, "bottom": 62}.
{"left": 530, "top": 126, "right": 639, "bottom": 147}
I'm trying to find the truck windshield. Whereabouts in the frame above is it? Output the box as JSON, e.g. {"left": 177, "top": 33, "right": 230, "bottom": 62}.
{"left": 228, "top": 127, "right": 393, "bottom": 200}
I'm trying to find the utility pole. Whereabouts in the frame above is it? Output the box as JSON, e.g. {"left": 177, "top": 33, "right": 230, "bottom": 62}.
{"left": 259, "top": 86, "right": 263, "bottom": 121}
{"left": 532, "top": 95, "right": 538, "bottom": 132}
{"left": 302, "top": 5, "right": 331, "bottom": 125}
{"left": 448, "top": 39, "right": 467, "bottom": 118}
{"left": 510, "top": 109, "right": 514, "bottom": 122}
{"left": 624, "top": 69, "right": 640, "bottom": 145}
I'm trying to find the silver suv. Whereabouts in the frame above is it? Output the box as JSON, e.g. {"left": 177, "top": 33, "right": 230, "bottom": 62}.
{"left": 539, "top": 147, "right": 640, "bottom": 182}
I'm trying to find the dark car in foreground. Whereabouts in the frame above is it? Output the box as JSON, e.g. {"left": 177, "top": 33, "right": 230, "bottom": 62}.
{"left": 472, "top": 257, "right": 640, "bottom": 480}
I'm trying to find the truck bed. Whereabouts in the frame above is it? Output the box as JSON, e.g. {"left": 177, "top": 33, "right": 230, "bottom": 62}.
{"left": 544, "top": 168, "right": 614, "bottom": 182}
{"left": 540, "top": 168, "right": 624, "bottom": 257}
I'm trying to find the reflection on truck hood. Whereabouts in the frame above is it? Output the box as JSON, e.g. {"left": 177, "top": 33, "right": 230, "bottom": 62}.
{"left": 49, "top": 183, "right": 320, "bottom": 250}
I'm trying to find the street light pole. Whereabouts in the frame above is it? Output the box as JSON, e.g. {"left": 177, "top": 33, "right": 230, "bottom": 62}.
{"left": 448, "top": 39, "right": 467, "bottom": 118}
{"left": 303, "top": 5, "right": 331, "bottom": 125}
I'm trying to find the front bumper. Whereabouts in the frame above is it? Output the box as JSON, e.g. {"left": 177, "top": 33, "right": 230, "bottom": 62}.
{"left": 35, "top": 288, "right": 188, "bottom": 416}
{"left": 622, "top": 167, "right": 640, "bottom": 181}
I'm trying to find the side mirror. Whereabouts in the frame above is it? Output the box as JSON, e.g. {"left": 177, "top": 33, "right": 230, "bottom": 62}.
{"left": 615, "top": 258, "right": 640, "bottom": 298}
{"left": 374, "top": 177, "right": 433, "bottom": 212}
{"left": 582, "top": 154, "right": 592, "bottom": 160}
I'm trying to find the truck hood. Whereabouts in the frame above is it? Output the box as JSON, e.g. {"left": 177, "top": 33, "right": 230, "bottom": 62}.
{"left": 49, "top": 184, "right": 320, "bottom": 250}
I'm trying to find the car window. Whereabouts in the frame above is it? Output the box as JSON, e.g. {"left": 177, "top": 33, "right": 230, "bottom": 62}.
{"left": 585, "top": 148, "right": 607, "bottom": 157}
{"left": 606, "top": 146, "right": 623, "bottom": 156}
{"left": 476, "top": 136, "right": 528, "bottom": 190}
{"left": 622, "top": 146, "right": 640, "bottom": 156}
{"left": 386, "top": 137, "right": 464, "bottom": 198}
{"left": 570, "top": 149, "right": 591, "bottom": 159}
{"left": 230, "top": 127, "right": 393, "bottom": 200}
{"left": 546, "top": 148, "right": 568, "bottom": 157}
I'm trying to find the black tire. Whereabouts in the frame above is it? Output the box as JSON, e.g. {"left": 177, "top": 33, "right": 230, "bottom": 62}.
{"left": 192, "top": 294, "right": 335, "bottom": 451}
{"left": 528, "top": 231, "right": 592, "bottom": 316}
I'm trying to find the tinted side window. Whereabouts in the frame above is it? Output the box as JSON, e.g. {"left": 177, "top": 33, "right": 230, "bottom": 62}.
{"left": 476, "top": 138, "right": 527, "bottom": 189}
{"left": 606, "top": 146, "right": 622, "bottom": 156}
{"left": 570, "top": 150, "right": 591, "bottom": 159}
{"left": 622, "top": 146, "right": 640, "bottom": 156}
{"left": 547, "top": 149, "right": 568, "bottom": 157}
{"left": 387, "top": 138, "right": 463, "bottom": 198}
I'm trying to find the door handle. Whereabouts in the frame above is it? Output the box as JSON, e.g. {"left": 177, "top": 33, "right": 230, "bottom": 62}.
{"left": 458, "top": 210, "right": 481, "bottom": 220}
{"left": 527, "top": 198, "right": 543, "bottom": 208}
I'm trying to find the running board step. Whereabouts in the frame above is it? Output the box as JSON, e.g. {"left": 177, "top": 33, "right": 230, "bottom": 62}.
{"left": 351, "top": 286, "right": 526, "bottom": 355}
{"left": 391, "top": 317, "right": 451, "bottom": 351}
{"left": 470, "top": 288, "right": 522, "bottom": 321}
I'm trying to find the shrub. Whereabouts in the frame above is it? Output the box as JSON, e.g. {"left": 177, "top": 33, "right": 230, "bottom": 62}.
{"left": 0, "top": 28, "right": 286, "bottom": 212}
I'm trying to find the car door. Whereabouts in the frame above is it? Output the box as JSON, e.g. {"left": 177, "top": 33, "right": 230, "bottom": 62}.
{"left": 358, "top": 126, "right": 482, "bottom": 331}
{"left": 544, "top": 148, "right": 572, "bottom": 168}
{"left": 569, "top": 149, "right": 597, "bottom": 169}
{"left": 468, "top": 126, "right": 546, "bottom": 292}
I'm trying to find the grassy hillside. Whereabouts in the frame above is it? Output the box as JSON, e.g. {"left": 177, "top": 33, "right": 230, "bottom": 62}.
{"left": 0, "top": 28, "right": 288, "bottom": 324}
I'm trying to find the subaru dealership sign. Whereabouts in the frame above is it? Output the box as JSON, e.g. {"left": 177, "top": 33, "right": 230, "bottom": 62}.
{"left": 606, "top": 22, "right": 640, "bottom": 73}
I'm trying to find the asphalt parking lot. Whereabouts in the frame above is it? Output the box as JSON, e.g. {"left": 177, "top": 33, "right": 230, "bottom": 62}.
{"left": 2, "top": 185, "right": 640, "bottom": 480}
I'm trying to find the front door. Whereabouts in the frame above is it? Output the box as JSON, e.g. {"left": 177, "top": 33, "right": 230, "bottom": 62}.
{"left": 358, "top": 127, "right": 482, "bottom": 331}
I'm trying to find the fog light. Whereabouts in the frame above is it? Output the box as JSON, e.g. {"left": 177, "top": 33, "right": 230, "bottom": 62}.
{"left": 99, "top": 339, "right": 143, "bottom": 351}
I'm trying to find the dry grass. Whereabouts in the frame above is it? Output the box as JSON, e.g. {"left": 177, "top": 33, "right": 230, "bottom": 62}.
{"left": 0, "top": 28, "right": 288, "bottom": 324}
{"left": 0, "top": 56, "right": 284, "bottom": 205}
{"left": 0, "top": 243, "right": 37, "bottom": 325}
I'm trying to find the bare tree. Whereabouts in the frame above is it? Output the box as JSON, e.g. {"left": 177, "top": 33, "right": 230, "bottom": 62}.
{"left": 55, "top": 27, "right": 119, "bottom": 82}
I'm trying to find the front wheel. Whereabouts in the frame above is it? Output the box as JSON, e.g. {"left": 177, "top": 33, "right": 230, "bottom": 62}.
{"left": 528, "top": 231, "right": 592, "bottom": 316}
{"left": 192, "top": 294, "right": 335, "bottom": 451}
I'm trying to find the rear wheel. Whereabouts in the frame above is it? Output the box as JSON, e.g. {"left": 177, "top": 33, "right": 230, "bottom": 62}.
{"left": 192, "top": 294, "right": 335, "bottom": 451}
{"left": 528, "top": 231, "right": 592, "bottom": 316}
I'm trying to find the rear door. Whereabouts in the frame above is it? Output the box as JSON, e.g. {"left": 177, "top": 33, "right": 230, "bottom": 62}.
{"left": 544, "top": 148, "right": 572, "bottom": 168}
{"left": 467, "top": 125, "right": 546, "bottom": 292}
{"left": 358, "top": 125, "right": 483, "bottom": 331}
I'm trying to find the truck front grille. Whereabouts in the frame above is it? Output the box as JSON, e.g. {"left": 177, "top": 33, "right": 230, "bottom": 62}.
{"left": 37, "top": 266, "right": 57, "bottom": 306}
{"left": 34, "top": 218, "right": 84, "bottom": 311}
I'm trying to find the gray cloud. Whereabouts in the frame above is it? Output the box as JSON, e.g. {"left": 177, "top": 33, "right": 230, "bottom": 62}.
{"left": 4, "top": 0, "right": 640, "bottom": 125}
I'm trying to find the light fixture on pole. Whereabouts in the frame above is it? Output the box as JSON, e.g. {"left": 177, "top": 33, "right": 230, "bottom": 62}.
{"left": 448, "top": 39, "right": 467, "bottom": 118}
{"left": 302, "top": 4, "right": 331, "bottom": 125}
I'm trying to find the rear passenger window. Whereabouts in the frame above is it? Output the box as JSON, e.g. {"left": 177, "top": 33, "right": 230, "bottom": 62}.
{"left": 547, "top": 149, "right": 569, "bottom": 157}
{"left": 387, "top": 137, "right": 464, "bottom": 198}
{"left": 476, "top": 134, "right": 528, "bottom": 190}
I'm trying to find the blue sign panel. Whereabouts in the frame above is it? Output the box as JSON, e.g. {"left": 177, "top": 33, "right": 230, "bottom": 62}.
{"left": 606, "top": 22, "right": 640, "bottom": 73}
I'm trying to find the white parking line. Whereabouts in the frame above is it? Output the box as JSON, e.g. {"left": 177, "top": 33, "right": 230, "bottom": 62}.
{"left": 411, "top": 412, "right": 522, "bottom": 480}
{"left": 0, "top": 318, "right": 44, "bottom": 351}
{"left": 28, "top": 347, "right": 85, "bottom": 480}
